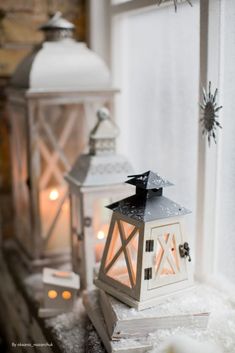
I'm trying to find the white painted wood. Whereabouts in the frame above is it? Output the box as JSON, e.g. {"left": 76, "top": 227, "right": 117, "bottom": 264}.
{"left": 38, "top": 307, "right": 68, "bottom": 318}
{"left": 98, "top": 212, "right": 193, "bottom": 309}
{"left": 95, "top": 278, "right": 194, "bottom": 310}
{"left": 83, "top": 290, "right": 153, "bottom": 352}
{"left": 88, "top": 0, "right": 111, "bottom": 66}
{"left": 110, "top": 0, "right": 177, "bottom": 15}
{"left": 12, "top": 41, "right": 111, "bottom": 90}
{"left": 195, "top": 0, "right": 222, "bottom": 280}
{"left": 147, "top": 223, "right": 188, "bottom": 289}
{"left": 40, "top": 268, "right": 79, "bottom": 317}
{"left": 99, "top": 288, "right": 209, "bottom": 339}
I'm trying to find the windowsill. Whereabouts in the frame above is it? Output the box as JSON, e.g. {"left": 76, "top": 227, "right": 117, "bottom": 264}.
{"left": 1, "top": 242, "right": 235, "bottom": 353}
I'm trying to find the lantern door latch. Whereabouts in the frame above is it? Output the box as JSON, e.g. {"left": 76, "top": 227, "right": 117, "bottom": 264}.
{"left": 179, "top": 242, "right": 191, "bottom": 262}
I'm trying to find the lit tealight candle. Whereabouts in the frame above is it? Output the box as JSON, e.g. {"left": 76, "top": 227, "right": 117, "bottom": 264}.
{"left": 49, "top": 188, "right": 59, "bottom": 201}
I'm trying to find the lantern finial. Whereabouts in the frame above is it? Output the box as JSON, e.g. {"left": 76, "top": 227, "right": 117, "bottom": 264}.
{"left": 89, "top": 107, "right": 119, "bottom": 156}
{"left": 97, "top": 107, "right": 110, "bottom": 121}
{"left": 39, "top": 12, "right": 75, "bottom": 41}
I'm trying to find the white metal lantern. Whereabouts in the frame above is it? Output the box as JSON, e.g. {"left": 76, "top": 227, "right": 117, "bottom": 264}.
{"left": 8, "top": 13, "right": 117, "bottom": 269}
{"left": 65, "top": 107, "right": 133, "bottom": 290}
{"left": 39, "top": 267, "right": 80, "bottom": 318}
{"left": 96, "top": 171, "right": 193, "bottom": 310}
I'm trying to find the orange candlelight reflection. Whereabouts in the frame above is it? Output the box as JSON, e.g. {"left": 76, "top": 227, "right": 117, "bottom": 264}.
{"left": 40, "top": 185, "right": 70, "bottom": 252}
{"left": 97, "top": 230, "right": 105, "bottom": 240}
{"left": 95, "top": 227, "right": 108, "bottom": 263}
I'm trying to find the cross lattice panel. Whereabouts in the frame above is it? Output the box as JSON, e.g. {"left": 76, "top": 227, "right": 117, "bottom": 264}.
{"left": 104, "top": 219, "right": 139, "bottom": 289}
{"left": 35, "top": 103, "right": 97, "bottom": 254}
{"left": 148, "top": 223, "right": 187, "bottom": 290}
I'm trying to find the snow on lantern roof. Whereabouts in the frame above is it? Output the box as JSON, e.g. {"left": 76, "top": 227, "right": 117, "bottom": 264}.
{"left": 43, "top": 268, "right": 80, "bottom": 290}
{"left": 65, "top": 108, "right": 133, "bottom": 187}
{"left": 107, "top": 171, "right": 191, "bottom": 222}
{"left": 126, "top": 170, "right": 173, "bottom": 190}
{"left": 11, "top": 13, "right": 111, "bottom": 91}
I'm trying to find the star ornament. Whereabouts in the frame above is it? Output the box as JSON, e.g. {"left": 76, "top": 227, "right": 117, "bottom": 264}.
{"left": 200, "top": 81, "right": 223, "bottom": 146}
{"left": 157, "top": 0, "right": 192, "bottom": 12}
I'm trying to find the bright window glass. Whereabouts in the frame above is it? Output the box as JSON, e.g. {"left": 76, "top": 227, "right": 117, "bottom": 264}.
{"left": 114, "top": 2, "right": 200, "bottom": 245}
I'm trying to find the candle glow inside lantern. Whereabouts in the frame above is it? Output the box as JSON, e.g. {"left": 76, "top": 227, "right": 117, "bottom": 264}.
{"left": 39, "top": 267, "right": 80, "bottom": 318}
{"left": 65, "top": 108, "right": 133, "bottom": 290}
{"left": 8, "top": 13, "right": 117, "bottom": 268}
{"left": 96, "top": 171, "right": 193, "bottom": 310}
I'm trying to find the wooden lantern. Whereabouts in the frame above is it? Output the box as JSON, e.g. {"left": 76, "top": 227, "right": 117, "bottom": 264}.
{"left": 65, "top": 107, "right": 133, "bottom": 290}
{"left": 7, "top": 13, "right": 117, "bottom": 269}
{"left": 39, "top": 267, "right": 80, "bottom": 318}
{"left": 96, "top": 171, "right": 193, "bottom": 310}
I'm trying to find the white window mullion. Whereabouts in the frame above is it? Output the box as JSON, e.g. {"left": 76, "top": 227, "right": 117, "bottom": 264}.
{"left": 88, "top": 0, "right": 111, "bottom": 66}
{"left": 195, "top": 0, "right": 223, "bottom": 280}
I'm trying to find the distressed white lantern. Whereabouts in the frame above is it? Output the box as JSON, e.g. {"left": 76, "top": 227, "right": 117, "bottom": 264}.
{"left": 65, "top": 107, "right": 133, "bottom": 290}
{"left": 96, "top": 171, "right": 193, "bottom": 310}
{"left": 8, "top": 13, "right": 117, "bottom": 268}
{"left": 39, "top": 267, "right": 80, "bottom": 318}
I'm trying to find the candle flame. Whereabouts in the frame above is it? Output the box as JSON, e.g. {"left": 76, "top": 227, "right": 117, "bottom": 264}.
{"left": 97, "top": 230, "right": 105, "bottom": 240}
{"left": 49, "top": 189, "right": 59, "bottom": 201}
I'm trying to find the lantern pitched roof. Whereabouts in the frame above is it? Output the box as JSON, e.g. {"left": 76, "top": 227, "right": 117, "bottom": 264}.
{"left": 107, "top": 171, "right": 190, "bottom": 222}
{"left": 126, "top": 170, "right": 173, "bottom": 190}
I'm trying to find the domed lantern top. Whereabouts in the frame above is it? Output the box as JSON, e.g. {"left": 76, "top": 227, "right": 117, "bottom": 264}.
{"left": 11, "top": 12, "right": 111, "bottom": 91}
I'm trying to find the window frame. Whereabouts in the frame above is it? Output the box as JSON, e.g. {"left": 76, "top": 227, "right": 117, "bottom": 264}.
{"left": 88, "top": 0, "right": 225, "bottom": 282}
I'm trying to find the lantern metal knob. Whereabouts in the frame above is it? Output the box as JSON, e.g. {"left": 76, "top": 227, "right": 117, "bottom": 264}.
{"left": 179, "top": 242, "right": 191, "bottom": 262}
{"left": 97, "top": 107, "right": 110, "bottom": 121}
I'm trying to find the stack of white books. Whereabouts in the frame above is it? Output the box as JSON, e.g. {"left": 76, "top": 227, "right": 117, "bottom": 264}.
{"left": 83, "top": 286, "right": 210, "bottom": 353}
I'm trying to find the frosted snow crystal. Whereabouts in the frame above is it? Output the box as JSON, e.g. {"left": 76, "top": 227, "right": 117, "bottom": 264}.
{"left": 45, "top": 299, "right": 88, "bottom": 353}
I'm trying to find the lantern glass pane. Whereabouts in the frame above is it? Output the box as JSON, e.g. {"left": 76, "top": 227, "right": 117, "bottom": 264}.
{"left": 94, "top": 197, "right": 112, "bottom": 263}
{"left": 107, "top": 251, "right": 131, "bottom": 288}
{"left": 148, "top": 223, "right": 187, "bottom": 290}
{"left": 125, "top": 229, "right": 139, "bottom": 282}
{"left": 105, "top": 222, "right": 122, "bottom": 268}
{"left": 42, "top": 187, "right": 70, "bottom": 253}
{"left": 37, "top": 103, "right": 92, "bottom": 255}
{"left": 105, "top": 219, "right": 139, "bottom": 288}
{"left": 155, "top": 233, "right": 179, "bottom": 276}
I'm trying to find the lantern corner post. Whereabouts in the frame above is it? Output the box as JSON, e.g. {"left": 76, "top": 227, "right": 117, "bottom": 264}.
{"left": 195, "top": 0, "right": 223, "bottom": 281}
{"left": 80, "top": 191, "right": 96, "bottom": 290}
{"left": 26, "top": 98, "right": 43, "bottom": 260}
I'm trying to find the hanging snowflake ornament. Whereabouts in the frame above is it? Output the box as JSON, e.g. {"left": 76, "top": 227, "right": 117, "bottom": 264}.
{"left": 200, "top": 81, "right": 223, "bottom": 146}
{"left": 157, "top": 0, "right": 192, "bottom": 12}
